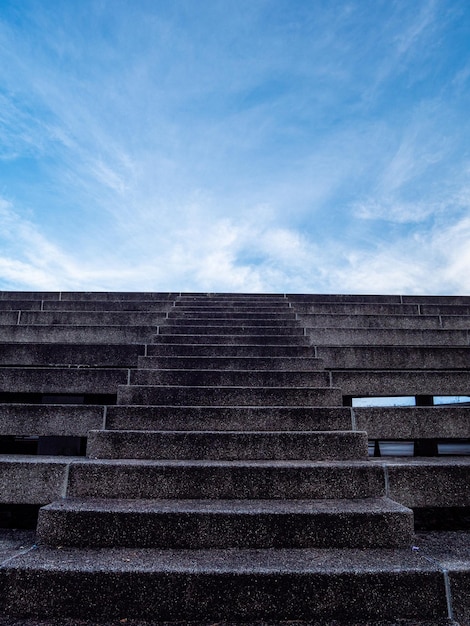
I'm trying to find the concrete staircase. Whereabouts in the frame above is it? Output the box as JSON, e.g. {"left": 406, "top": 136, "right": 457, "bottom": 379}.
{"left": 0, "top": 292, "right": 469, "bottom": 624}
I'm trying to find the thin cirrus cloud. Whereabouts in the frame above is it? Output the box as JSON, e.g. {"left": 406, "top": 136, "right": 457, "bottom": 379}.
{"left": 0, "top": 0, "right": 469, "bottom": 294}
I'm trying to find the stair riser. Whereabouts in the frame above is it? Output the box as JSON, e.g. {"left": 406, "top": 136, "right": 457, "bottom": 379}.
{"left": 117, "top": 386, "right": 342, "bottom": 406}
{"left": 169, "top": 312, "right": 295, "bottom": 320}
{"left": 129, "top": 370, "right": 330, "bottom": 387}
{"left": 152, "top": 335, "right": 309, "bottom": 345}
{"left": 0, "top": 565, "right": 446, "bottom": 622}
{"left": 105, "top": 406, "right": 352, "bottom": 432}
{"left": 146, "top": 344, "right": 315, "bottom": 357}
{"left": 158, "top": 326, "right": 304, "bottom": 335}
{"left": 67, "top": 463, "right": 384, "bottom": 499}
{"left": 86, "top": 431, "right": 368, "bottom": 461}
{"left": 137, "top": 356, "right": 324, "bottom": 370}
{"left": 38, "top": 508, "right": 412, "bottom": 549}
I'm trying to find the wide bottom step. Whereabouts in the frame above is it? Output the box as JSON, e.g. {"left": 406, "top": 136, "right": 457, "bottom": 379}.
{"left": 0, "top": 546, "right": 448, "bottom": 622}
{"left": 37, "top": 496, "right": 412, "bottom": 548}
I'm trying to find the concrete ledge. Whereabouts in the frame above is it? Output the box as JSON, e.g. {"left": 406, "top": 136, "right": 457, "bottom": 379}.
{"left": 0, "top": 368, "right": 129, "bottom": 394}
{"left": 373, "top": 457, "right": 470, "bottom": 508}
{"left": 306, "top": 328, "right": 469, "bottom": 346}
{"left": 354, "top": 406, "right": 470, "bottom": 439}
{"left": 0, "top": 326, "right": 155, "bottom": 344}
{"left": 298, "top": 314, "right": 441, "bottom": 329}
{"left": 0, "top": 343, "right": 145, "bottom": 367}
{"left": 0, "top": 456, "right": 73, "bottom": 504}
{"left": 331, "top": 369, "right": 470, "bottom": 396}
{"left": 19, "top": 312, "right": 167, "bottom": 326}
{"left": 317, "top": 345, "right": 470, "bottom": 369}
{"left": 0, "top": 404, "right": 104, "bottom": 437}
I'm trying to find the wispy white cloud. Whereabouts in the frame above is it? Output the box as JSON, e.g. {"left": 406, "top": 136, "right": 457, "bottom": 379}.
{"left": 0, "top": 1, "right": 469, "bottom": 294}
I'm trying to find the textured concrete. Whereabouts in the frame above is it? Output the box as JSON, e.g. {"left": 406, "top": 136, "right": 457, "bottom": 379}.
{"left": 117, "top": 385, "right": 343, "bottom": 406}
{"left": 0, "top": 290, "right": 469, "bottom": 624}
{"left": 0, "top": 343, "right": 145, "bottom": 366}
{"left": 0, "top": 367, "right": 129, "bottom": 394}
{"left": 86, "top": 429, "right": 368, "bottom": 461}
{"left": 354, "top": 406, "right": 470, "bottom": 439}
{"left": 331, "top": 370, "right": 470, "bottom": 396}
{"left": 317, "top": 345, "right": 470, "bottom": 369}
{"left": 0, "top": 456, "right": 71, "bottom": 504}
{"left": 105, "top": 405, "right": 353, "bottom": 432}
{"left": 0, "top": 404, "right": 104, "bottom": 436}
{"left": 0, "top": 547, "right": 448, "bottom": 622}
{"left": 37, "top": 496, "right": 412, "bottom": 548}
{"left": 66, "top": 459, "right": 385, "bottom": 500}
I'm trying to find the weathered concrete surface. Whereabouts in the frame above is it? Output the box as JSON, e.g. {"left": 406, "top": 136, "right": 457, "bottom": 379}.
{"left": 86, "top": 430, "right": 368, "bottom": 461}
{"left": 354, "top": 406, "right": 470, "bottom": 439}
{"left": 105, "top": 405, "right": 353, "bottom": 432}
{"left": 0, "top": 343, "right": 145, "bottom": 366}
{"left": 317, "top": 345, "right": 470, "bottom": 369}
{"left": 0, "top": 404, "right": 104, "bottom": 436}
{"left": 331, "top": 370, "right": 470, "bottom": 396}
{"left": 374, "top": 457, "right": 470, "bottom": 508}
{"left": 0, "top": 456, "right": 71, "bottom": 504}
{"left": 37, "top": 496, "right": 412, "bottom": 549}
{"left": 0, "top": 547, "right": 448, "bottom": 622}
{"left": 0, "top": 368, "right": 129, "bottom": 394}
{"left": 66, "top": 459, "right": 385, "bottom": 500}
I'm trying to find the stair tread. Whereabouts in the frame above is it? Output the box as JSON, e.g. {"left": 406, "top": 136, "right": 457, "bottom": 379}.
{"left": 42, "top": 495, "right": 409, "bottom": 514}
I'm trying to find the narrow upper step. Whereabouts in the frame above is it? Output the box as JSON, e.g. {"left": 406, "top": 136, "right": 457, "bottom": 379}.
{"left": 86, "top": 429, "right": 368, "bottom": 461}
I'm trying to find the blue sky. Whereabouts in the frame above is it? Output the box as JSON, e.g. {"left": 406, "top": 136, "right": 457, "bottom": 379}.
{"left": 1, "top": 0, "right": 470, "bottom": 293}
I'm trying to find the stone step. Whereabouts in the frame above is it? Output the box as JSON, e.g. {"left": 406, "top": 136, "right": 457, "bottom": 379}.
{"left": 117, "top": 385, "right": 342, "bottom": 406}
{"left": 0, "top": 404, "right": 104, "bottom": 437}
{"left": 58, "top": 292, "right": 178, "bottom": 301}
{"left": 169, "top": 311, "right": 295, "bottom": 319}
{"left": 42, "top": 300, "right": 175, "bottom": 312}
{"left": 169, "top": 302, "right": 294, "bottom": 316}
{"left": 37, "top": 496, "right": 412, "bottom": 548}
{"left": 287, "top": 294, "right": 403, "bottom": 304}
{"left": 105, "top": 405, "right": 352, "bottom": 432}
{"left": 0, "top": 546, "right": 447, "bottom": 622}
{"left": 66, "top": 459, "right": 384, "bottom": 499}
{"left": 0, "top": 367, "right": 129, "bottom": 394}
{"left": 331, "top": 369, "right": 470, "bottom": 396}
{"left": 158, "top": 325, "right": 304, "bottom": 335}
{"left": 317, "top": 345, "right": 470, "bottom": 369}
{"left": 129, "top": 369, "right": 330, "bottom": 388}
{"left": 0, "top": 326, "right": 155, "bottom": 344}
{"left": 151, "top": 334, "right": 309, "bottom": 345}
{"left": 298, "top": 313, "right": 441, "bottom": 329}
{"left": 137, "top": 355, "right": 324, "bottom": 370}
{"left": 292, "top": 302, "right": 420, "bottom": 315}
{"left": 421, "top": 303, "right": 470, "bottom": 315}
{"left": 305, "top": 327, "right": 468, "bottom": 346}
{"left": 0, "top": 343, "right": 145, "bottom": 367}
{"left": 146, "top": 343, "right": 315, "bottom": 357}
{"left": 18, "top": 311, "right": 167, "bottom": 325}
{"left": 86, "top": 430, "right": 367, "bottom": 461}
{"left": 166, "top": 317, "right": 298, "bottom": 327}
{"left": 355, "top": 405, "right": 470, "bottom": 439}
{"left": 0, "top": 300, "right": 42, "bottom": 310}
